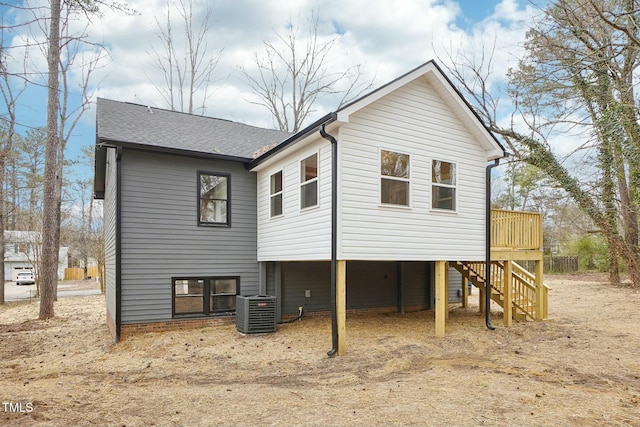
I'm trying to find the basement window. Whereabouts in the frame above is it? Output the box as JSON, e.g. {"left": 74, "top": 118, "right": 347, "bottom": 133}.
{"left": 173, "top": 277, "right": 239, "bottom": 316}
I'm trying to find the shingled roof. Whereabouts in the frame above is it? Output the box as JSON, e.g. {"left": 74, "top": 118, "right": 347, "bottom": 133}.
{"left": 96, "top": 98, "right": 292, "bottom": 160}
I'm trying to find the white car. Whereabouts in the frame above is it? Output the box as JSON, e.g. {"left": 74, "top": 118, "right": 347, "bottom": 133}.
{"left": 15, "top": 271, "right": 35, "bottom": 286}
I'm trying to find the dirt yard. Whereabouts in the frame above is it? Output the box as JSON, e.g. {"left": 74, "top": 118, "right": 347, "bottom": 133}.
{"left": 1, "top": 274, "right": 639, "bottom": 426}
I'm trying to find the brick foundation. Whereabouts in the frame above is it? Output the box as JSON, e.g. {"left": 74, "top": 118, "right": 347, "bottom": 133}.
{"left": 281, "top": 304, "right": 430, "bottom": 321}
{"left": 106, "top": 308, "right": 116, "bottom": 339}
{"left": 119, "top": 316, "right": 234, "bottom": 338}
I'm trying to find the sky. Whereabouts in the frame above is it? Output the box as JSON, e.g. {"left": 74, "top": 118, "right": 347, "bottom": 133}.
{"left": 2, "top": 0, "right": 547, "bottom": 181}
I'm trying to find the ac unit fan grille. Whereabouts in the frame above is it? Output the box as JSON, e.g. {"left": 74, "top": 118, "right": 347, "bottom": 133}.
{"left": 236, "top": 295, "right": 276, "bottom": 334}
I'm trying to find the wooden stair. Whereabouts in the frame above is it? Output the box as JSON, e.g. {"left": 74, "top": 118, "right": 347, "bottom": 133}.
{"left": 451, "top": 260, "right": 549, "bottom": 322}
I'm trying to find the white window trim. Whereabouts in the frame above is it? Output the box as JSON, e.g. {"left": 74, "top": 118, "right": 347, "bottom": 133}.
{"left": 430, "top": 158, "right": 458, "bottom": 213}
{"left": 379, "top": 148, "right": 411, "bottom": 208}
{"left": 300, "top": 151, "right": 320, "bottom": 211}
{"left": 269, "top": 170, "right": 284, "bottom": 219}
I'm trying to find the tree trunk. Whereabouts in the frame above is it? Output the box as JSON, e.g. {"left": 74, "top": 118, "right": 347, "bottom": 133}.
{"left": 39, "top": 0, "right": 61, "bottom": 320}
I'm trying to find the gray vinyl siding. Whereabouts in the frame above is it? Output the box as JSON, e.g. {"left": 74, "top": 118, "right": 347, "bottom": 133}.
{"left": 265, "top": 262, "right": 276, "bottom": 296}
{"left": 278, "top": 261, "right": 432, "bottom": 315}
{"left": 104, "top": 148, "right": 117, "bottom": 322}
{"left": 448, "top": 266, "right": 463, "bottom": 303}
{"left": 119, "top": 149, "right": 258, "bottom": 324}
{"left": 402, "top": 261, "right": 431, "bottom": 308}
{"left": 281, "top": 262, "right": 331, "bottom": 314}
{"left": 346, "top": 261, "right": 398, "bottom": 309}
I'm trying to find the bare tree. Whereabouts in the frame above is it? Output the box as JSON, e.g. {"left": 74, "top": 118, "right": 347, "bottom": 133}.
{"left": 0, "top": 18, "right": 29, "bottom": 305}
{"left": 38, "top": 0, "right": 131, "bottom": 319}
{"left": 149, "top": 0, "right": 223, "bottom": 114}
{"left": 242, "top": 11, "right": 373, "bottom": 132}
{"left": 440, "top": 0, "right": 640, "bottom": 286}
{"left": 15, "top": 127, "right": 46, "bottom": 230}
{"left": 40, "top": 0, "right": 62, "bottom": 318}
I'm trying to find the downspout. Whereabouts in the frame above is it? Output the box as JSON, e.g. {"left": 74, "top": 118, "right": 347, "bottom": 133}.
{"left": 115, "top": 146, "right": 123, "bottom": 343}
{"left": 485, "top": 158, "right": 500, "bottom": 331}
{"left": 319, "top": 124, "right": 338, "bottom": 357}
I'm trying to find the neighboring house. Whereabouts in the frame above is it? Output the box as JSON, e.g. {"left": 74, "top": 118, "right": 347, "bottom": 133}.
{"left": 95, "top": 60, "right": 546, "bottom": 350}
{"left": 3, "top": 231, "right": 69, "bottom": 281}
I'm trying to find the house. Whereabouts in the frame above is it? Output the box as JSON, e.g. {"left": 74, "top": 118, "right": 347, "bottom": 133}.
{"left": 95, "top": 60, "right": 547, "bottom": 352}
{"left": 3, "top": 231, "right": 69, "bottom": 281}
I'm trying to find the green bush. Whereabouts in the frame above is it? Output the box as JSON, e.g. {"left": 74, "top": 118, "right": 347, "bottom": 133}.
{"left": 571, "top": 235, "right": 610, "bottom": 271}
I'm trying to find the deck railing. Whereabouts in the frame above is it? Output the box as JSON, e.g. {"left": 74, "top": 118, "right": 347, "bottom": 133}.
{"left": 491, "top": 209, "right": 542, "bottom": 251}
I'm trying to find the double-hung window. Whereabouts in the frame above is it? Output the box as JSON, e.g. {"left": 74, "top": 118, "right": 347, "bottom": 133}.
{"left": 270, "top": 171, "right": 283, "bottom": 217}
{"left": 300, "top": 153, "right": 318, "bottom": 209}
{"left": 432, "top": 160, "right": 456, "bottom": 211}
{"left": 380, "top": 149, "right": 410, "bottom": 206}
{"left": 173, "top": 277, "right": 239, "bottom": 316}
{"left": 198, "top": 172, "right": 230, "bottom": 226}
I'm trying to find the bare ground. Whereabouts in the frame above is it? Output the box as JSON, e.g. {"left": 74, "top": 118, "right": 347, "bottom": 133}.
{"left": 1, "top": 274, "right": 639, "bottom": 427}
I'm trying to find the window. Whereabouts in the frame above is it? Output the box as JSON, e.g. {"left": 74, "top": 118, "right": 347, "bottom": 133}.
{"left": 173, "top": 277, "right": 239, "bottom": 316}
{"left": 270, "top": 170, "right": 283, "bottom": 217}
{"left": 432, "top": 160, "right": 456, "bottom": 211}
{"left": 14, "top": 243, "right": 30, "bottom": 254}
{"left": 198, "top": 172, "right": 230, "bottom": 225}
{"left": 300, "top": 153, "right": 318, "bottom": 209}
{"left": 174, "top": 279, "right": 204, "bottom": 314}
{"left": 380, "top": 150, "right": 410, "bottom": 206}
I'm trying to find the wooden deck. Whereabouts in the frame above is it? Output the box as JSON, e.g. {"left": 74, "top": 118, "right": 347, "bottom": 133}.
{"left": 491, "top": 209, "right": 543, "bottom": 261}
{"left": 447, "top": 209, "right": 549, "bottom": 329}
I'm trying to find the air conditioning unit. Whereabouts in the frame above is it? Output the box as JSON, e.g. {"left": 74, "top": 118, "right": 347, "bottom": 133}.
{"left": 236, "top": 295, "right": 277, "bottom": 334}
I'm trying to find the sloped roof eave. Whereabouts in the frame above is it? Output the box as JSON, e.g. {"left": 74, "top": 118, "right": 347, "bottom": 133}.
{"left": 247, "top": 112, "right": 337, "bottom": 170}
{"left": 248, "top": 60, "right": 505, "bottom": 168}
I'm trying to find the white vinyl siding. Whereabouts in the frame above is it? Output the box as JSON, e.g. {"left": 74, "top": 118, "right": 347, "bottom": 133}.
{"left": 338, "top": 76, "right": 487, "bottom": 261}
{"left": 257, "top": 138, "right": 332, "bottom": 261}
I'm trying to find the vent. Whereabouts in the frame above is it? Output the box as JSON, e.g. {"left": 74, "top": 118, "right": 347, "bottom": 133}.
{"left": 236, "top": 295, "right": 277, "bottom": 334}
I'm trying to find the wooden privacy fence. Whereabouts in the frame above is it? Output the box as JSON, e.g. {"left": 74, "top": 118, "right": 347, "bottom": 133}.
{"left": 519, "top": 256, "right": 579, "bottom": 274}
{"left": 64, "top": 266, "right": 101, "bottom": 280}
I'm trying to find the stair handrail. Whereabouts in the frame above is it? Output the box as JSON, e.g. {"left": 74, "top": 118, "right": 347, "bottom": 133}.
{"left": 456, "top": 260, "right": 548, "bottom": 321}
{"left": 511, "top": 261, "right": 549, "bottom": 320}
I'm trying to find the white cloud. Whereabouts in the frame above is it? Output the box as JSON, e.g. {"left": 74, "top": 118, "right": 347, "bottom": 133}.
{"left": 7, "top": 0, "right": 537, "bottom": 137}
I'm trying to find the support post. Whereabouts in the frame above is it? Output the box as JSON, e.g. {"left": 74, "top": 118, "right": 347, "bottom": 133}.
{"left": 435, "top": 260, "right": 446, "bottom": 337}
{"left": 444, "top": 262, "right": 449, "bottom": 320}
{"left": 479, "top": 284, "right": 486, "bottom": 314}
{"left": 503, "top": 260, "right": 512, "bottom": 326}
{"left": 534, "top": 259, "right": 544, "bottom": 320}
{"left": 462, "top": 276, "right": 469, "bottom": 308}
{"left": 336, "top": 260, "right": 346, "bottom": 355}
{"left": 397, "top": 262, "right": 406, "bottom": 314}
